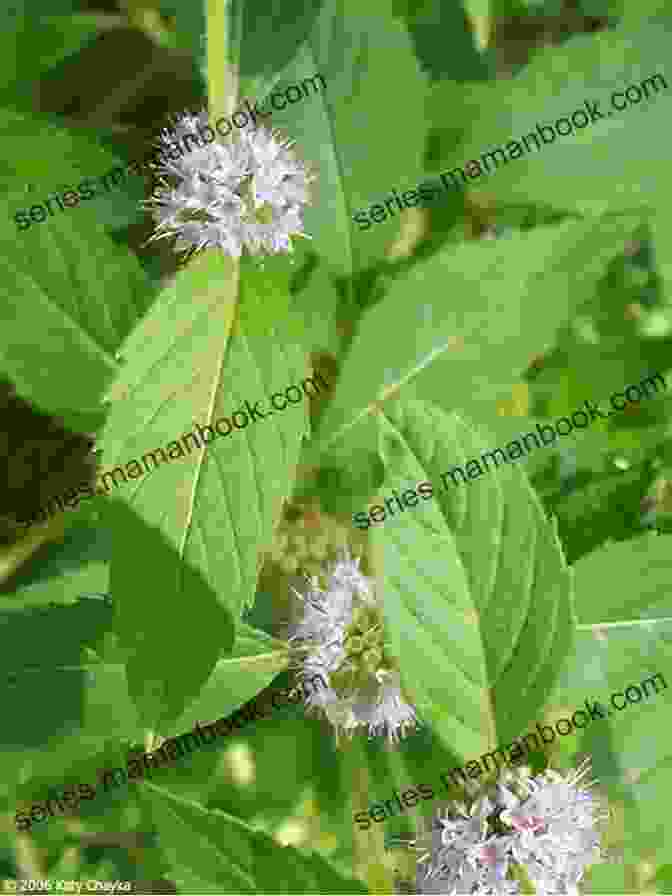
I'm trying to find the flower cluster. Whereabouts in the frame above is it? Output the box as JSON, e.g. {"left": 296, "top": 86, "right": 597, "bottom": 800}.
{"left": 405, "top": 760, "right": 606, "bottom": 896}
{"left": 146, "top": 109, "right": 314, "bottom": 259}
{"left": 266, "top": 501, "right": 354, "bottom": 579}
{"left": 289, "top": 550, "right": 418, "bottom": 743}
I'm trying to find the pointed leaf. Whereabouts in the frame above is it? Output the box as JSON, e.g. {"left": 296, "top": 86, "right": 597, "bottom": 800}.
{"left": 0, "top": 116, "right": 155, "bottom": 426}
{"left": 264, "top": 0, "right": 429, "bottom": 275}
{"left": 138, "top": 779, "right": 369, "bottom": 893}
{"left": 436, "top": 20, "right": 672, "bottom": 213}
{"left": 549, "top": 618, "right": 672, "bottom": 864}
{"left": 316, "top": 216, "right": 639, "bottom": 449}
{"left": 102, "top": 253, "right": 310, "bottom": 725}
{"left": 370, "top": 400, "right": 573, "bottom": 758}
{"left": 572, "top": 532, "right": 672, "bottom": 625}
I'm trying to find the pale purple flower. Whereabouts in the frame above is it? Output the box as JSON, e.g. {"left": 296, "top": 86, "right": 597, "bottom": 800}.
{"left": 145, "top": 108, "right": 314, "bottom": 259}
{"left": 499, "top": 759, "right": 607, "bottom": 896}
{"left": 414, "top": 798, "right": 519, "bottom": 895}
{"left": 402, "top": 761, "right": 606, "bottom": 896}
{"left": 289, "top": 549, "right": 418, "bottom": 743}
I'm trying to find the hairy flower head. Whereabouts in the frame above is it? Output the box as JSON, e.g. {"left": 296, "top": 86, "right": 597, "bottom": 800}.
{"left": 499, "top": 758, "right": 607, "bottom": 895}
{"left": 145, "top": 109, "right": 314, "bottom": 259}
{"left": 289, "top": 549, "right": 418, "bottom": 743}
{"left": 399, "top": 760, "right": 607, "bottom": 896}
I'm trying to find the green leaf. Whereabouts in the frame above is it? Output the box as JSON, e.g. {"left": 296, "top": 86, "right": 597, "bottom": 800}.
{"left": 398, "top": 0, "right": 490, "bottom": 83}
{"left": 581, "top": 860, "right": 628, "bottom": 895}
{"left": 315, "top": 216, "right": 640, "bottom": 450}
{"left": 232, "top": 0, "right": 326, "bottom": 97}
{"left": 138, "top": 779, "right": 369, "bottom": 893}
{"left": 0, "top": 107, "right": 141, "bottom": 226}
{"left": 158, "top": 0, "right": 206, "bottom": 64}
{"left": 549, "top": 464, "right": 657, "bottom": 565}
{"left": 648, "top": 205, "right": 672, "bottom": 305}
{"left": 425, "top": 78, "right": 491, "bottom": 174}
{"left": 6, "top": 664, "right": 141, "bottom": 814}
{"left": 104, "top": 500, "right": 236, "bottom": 730}
{"left": 0, "top": 0, "right": 101, "bottom": 104}
{"left": 165, "top": 625, "right": 290, "bottom": 737}
{"left": 0, "top": 102, "right": 144, "bottom": 232}
{"left": 264, "top": 0, "right": 429, "bottom": 275}
{"left": 0, "top": 126, "right": 155, "bottom": 425}
{"left": 653, "top": 865, "right": 672, "bottom": 893}
{"left": 0, "top": 593, "right": 113, "bottom": 680}
{"left": 548, "top": 618, "right": 672, "bottom": 864}
{"left": 102, "top": 253, "right": 309, "bottom": 726}
{"left": 551, "top": 536, "right": 672, "bottom": 862}
{"left": 435, "top": 20, "right": 672, "bottom": 213}
{"left": 0, "top": 13, "right": 102, "bottom": 109}
{"left": 572, "top": 532, "right": 672, "bottom": 624}
{"left": 0, "top": 597, "right": 142, "bottom": 802}
{"left": 290, "top": 256, "right": 344, "bottom": 357}
{"left": 594, "top": 0, "right": 669, "bottom": 21}
{"left": 1, "top": 512, "right": 109, "bottom": 607}
{"left": 370, "top": 400, "right": 573, "bottom": 759}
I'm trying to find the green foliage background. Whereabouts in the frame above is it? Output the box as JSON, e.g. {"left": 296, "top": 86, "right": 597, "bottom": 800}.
{"left": 0, "top": 0, "right": 671, "bottom": 892}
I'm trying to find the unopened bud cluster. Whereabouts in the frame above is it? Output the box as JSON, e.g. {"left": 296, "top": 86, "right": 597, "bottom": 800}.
{"left": 266, "top": 502, "right": 355, "bottom": 578}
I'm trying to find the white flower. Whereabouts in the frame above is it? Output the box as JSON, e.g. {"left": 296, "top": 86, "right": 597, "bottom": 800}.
{"left": 289, "top": 549, "right": 418, "bottom": 743}
{"left": 499, "top": 759, "right": 607, "bottom": 896}
{"left": 414, "top": 798, "right": 519, "bottom": 895}
{"left": 146, "top": 108, "right": 314, "bottom": 259}
{"left": 401, "top": 761, "right": 606, "bottom": 896}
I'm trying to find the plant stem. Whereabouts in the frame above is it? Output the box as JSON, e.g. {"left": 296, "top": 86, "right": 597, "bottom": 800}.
{"left": 206, "top": 0, "right": 237, "bottom": 121}
{"left": 340, "top": 737, "right": 395, "bottom": 894}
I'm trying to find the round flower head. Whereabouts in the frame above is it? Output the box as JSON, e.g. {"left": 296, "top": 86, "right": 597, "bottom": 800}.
{"left": 145, "top": 108, "right": 315, "bottom": 259}
{"left": 410, "top": 796, "right": 519, "bottom": 896}
{"left": 498, "top": 758, "right": 607, "bottom": 895}
{"left": 289, "top": 549, "right": 418, "bottom": 743}
{"left": 399, "top": 760, "right": 606, "bottom": 896}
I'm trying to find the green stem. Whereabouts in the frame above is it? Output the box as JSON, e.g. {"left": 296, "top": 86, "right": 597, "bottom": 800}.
{"left": 206, "top": 0, "right": 237, "bottom": 121}
{"left": 341, "top": 737, "right": 395, "bottom": 894}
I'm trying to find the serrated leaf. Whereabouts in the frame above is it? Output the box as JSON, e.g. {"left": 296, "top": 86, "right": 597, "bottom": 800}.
{"left": 435, "top": 20, "right": 672, "bottom": 213}
{"left": 0, "top": 107, "right": 142, "bottom": 227}
{"left": 0, "top": 124, "right": 155, "bottom": 426}
{"left": 264, "top": 0, "right": 429, "bottom": 275}
{"left": 370, "top": 400, "right": 573, "bottom": 758}
{"left": 102, "top": 253, "right": 309, "bottom": 726}
{"left": 572, "top": 532, "right": 672, "bottom": 625}
{"left": 316, "top": 216, "right": 639, "bottom": 449}
{"left": 548, "top": 618, "right": 672, "bottom": 864}
{"left": 138, "top": 779, "right": 369, "bottom": 893}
